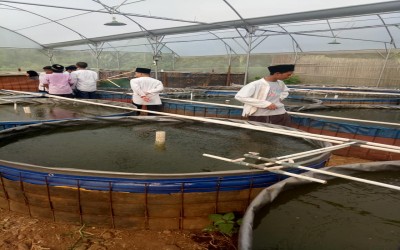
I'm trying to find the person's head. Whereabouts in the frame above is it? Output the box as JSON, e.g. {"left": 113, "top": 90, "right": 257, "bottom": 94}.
{"left": 76, "top": 62, "right": 88, "bottom": 69}
{"left": 65, "top": 65, "right": 77, "bottom": 72}
{"left": 43, "top": 66, "right": 53, "bottom": 74}
{"left": 51, "top": 64, "right": 64, "bottom": 73}
{"left": 134, "top": 67, "right": 151, "bottom": 78}
{"left": 26, "top": 70, "right": 39, "bottom": 78}
{"left": 267, "top": 64, "right": 295, "bottom": 80}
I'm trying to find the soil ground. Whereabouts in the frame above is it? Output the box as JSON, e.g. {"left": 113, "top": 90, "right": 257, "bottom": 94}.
{"left": 0, "top": 155, "right": 372, "bottom": 250}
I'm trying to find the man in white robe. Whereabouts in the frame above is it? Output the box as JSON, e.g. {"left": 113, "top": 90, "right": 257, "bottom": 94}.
{"left": 235, "top": 64, "right": 294, "bottom": 126}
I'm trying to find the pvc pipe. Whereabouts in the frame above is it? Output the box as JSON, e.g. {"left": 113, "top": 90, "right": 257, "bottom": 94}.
{"left": 256, "top": 142, "right": 358, "bottom": 162}
{"left": 249, "top": 154, "right": 400, "bottom": 191}
{"left": 203, "top": 153, "right": 327, "bottom": 184}
{"left": 155, "top": 131, "right": 166, "bottom": 148}
{"left": 23, "top": 106, "right": 31, "bottom": 114}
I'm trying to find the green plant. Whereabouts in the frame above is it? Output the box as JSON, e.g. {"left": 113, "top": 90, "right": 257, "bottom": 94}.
{"left": 254, "top": 76, "right": 261, "bottom": 80}
{"left": 283, "top": 75, "right": 301, "bottom": 84}
{"left": 203, "top": 212, "right": 243, "bottom": 236}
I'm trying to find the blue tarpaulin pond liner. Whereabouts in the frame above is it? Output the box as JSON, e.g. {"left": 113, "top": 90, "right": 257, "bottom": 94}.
{"left": 0, "top": 97, "right": 136, "bottom": 131}
{"left": 238, "top": 160, "right": 400, "bottom": 250}
{"left": 289, "top": 104, "right": 400, "bottom": 160}
{"left": 0, "top": 116, "right": 330, "bottom": 229}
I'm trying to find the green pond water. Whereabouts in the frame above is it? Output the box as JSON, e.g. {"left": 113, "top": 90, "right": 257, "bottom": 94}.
{"left": 0, "top": 121, "right": 319, "bottom": 173}
{"left": 252, "top": 171, "right": 400, "bottom": 250}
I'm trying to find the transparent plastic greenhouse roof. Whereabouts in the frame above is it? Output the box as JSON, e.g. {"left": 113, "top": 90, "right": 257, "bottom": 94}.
{"left": 2, "top": 0, "right": 400, "bottom": 56}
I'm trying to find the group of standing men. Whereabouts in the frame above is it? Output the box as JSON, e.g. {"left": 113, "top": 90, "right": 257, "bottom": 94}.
{"left": 35, "top": 62, "right": 295, "bottom": 126}
{"left": 38, "top": 62, "right": 98, "bottom": 99}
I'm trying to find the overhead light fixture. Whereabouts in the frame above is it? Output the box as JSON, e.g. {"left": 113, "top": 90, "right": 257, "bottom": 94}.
{"left": 328, "top": 39, "right": 341, "bottom": 45}
{"left": 104, "top": 16, "right": 126, "bottom": 26}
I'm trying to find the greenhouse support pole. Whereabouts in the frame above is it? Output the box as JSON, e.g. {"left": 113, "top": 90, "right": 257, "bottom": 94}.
{"left": 47, "top": 49, "right": 54, "bottom": 64}
{"left": 116, "top": 51, "right": 121, "bottom": 71}
{"left": 244, "top": 27, "right": 255, "bottom": 85}
{"left": 376, "top": 43, "right": 393, "bottom": 88}
{"left": 226, "top": 49, "right": 233, "bottom": 86}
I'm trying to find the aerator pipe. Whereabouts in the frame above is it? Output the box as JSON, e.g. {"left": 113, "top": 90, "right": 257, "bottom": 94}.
{"left": 202, "top": 153, "right": 327, "bottom": 184}
{"left": 243, "top": 154, "right": 400, "bottom": 191}
{"left": 2, "top": 90, "right": 399, "bottom": 155}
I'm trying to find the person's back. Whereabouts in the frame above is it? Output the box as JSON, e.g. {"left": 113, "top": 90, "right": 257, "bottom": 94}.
{"left": 70, "top": 62, "right": 98, "bottom": 99}
{"left": 130, "top": 67, "right": 164, "bottom": 115}
{"left": 38, "top": 66, "right": 52, "bottom": 93}
{"left": 44, "top": 64, "right": 73, "bottom": 97}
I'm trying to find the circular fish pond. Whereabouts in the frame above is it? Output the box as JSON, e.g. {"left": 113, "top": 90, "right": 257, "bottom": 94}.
{"left": 294, "top": 105, "right": 400, "bottom": 126}
{"left": 290, "top": 105, "right": 400, "bottom": 160}
{"left": 0, "top": 117, "right": 330, "bottom": 229}
{"left": 0, "top": 117, "right": 326, "bottom": 173}
{"left": 290, "top": 90, "right": 400, "bottom": 105}
{"left": 251, "top": 171, "right": 400, "bottom": 249}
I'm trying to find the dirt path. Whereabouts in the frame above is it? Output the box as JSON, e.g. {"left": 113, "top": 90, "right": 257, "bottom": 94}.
{"left": 0, "top": 155, "right": 371, "bottom": 250}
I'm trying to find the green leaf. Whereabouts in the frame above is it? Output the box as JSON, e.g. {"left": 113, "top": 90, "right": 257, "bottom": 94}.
{"left": 214, "top": 220, "right": 226, "bottom": 226}
{"left": 222, "top": 212, "right": 235, "bottom": 221}
{"left": 237, "top": 218, "right": 243, "bottom": 225}
{"left": 218, "top": 223, "right": 234, "bottom": 236}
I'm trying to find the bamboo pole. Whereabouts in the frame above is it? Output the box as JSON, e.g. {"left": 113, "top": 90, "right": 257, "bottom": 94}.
{"left": 202, "top": 153, "right": 327, "bottom": 184}
{"left": 104, "top": 70, "right": 135, "bottom": 79}
{"left": 106, "top": 79, "right": 121, "bottom": 88}
{"left": 243, "top": 153, "right": 400, "bottom": 191}
{"left": 2, "top": 89, "right": 400, "bottom": 155}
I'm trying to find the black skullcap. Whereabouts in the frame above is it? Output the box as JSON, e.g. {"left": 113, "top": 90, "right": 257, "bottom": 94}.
{"left": 65, "top": 65, "right": 77, "bottom": 71}
{"left": 135, "top": 67, "right": 151, "bottom": 74}
{"left": 268, "top": 64, "right": 295, "bottom": 75}
{"left": 43, "top": 66, "right": 52, "bottom": 70}
{"left": 26, "top": 70, "right": 39, "bottom": 77}
{"left": 51, "top": 64, "right": 64, "bottom": 73}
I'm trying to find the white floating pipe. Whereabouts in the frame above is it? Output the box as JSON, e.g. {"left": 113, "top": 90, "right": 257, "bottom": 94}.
{"left": 203, "top": 153, "right": 327, "bottom": 184}
{"left": 3, "top": 89, "right": 399, "bottom": 155}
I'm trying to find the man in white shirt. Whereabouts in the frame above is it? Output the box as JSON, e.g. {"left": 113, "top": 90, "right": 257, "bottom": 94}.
{"left": 235, "top": 64, "right": 295, "bottom": 126}
{"left": 38, "top": 66, "right": 52, "bottom": 93}
{"left": 70, "top": 62, "right": 98, "bottom": 99}
{"left": 130, "top": 67, "right": 164, "bottom": 115}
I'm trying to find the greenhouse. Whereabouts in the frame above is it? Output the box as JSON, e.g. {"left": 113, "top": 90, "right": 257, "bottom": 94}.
{"left": 0, "top": 1, "right": 400, "bottom": 250}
